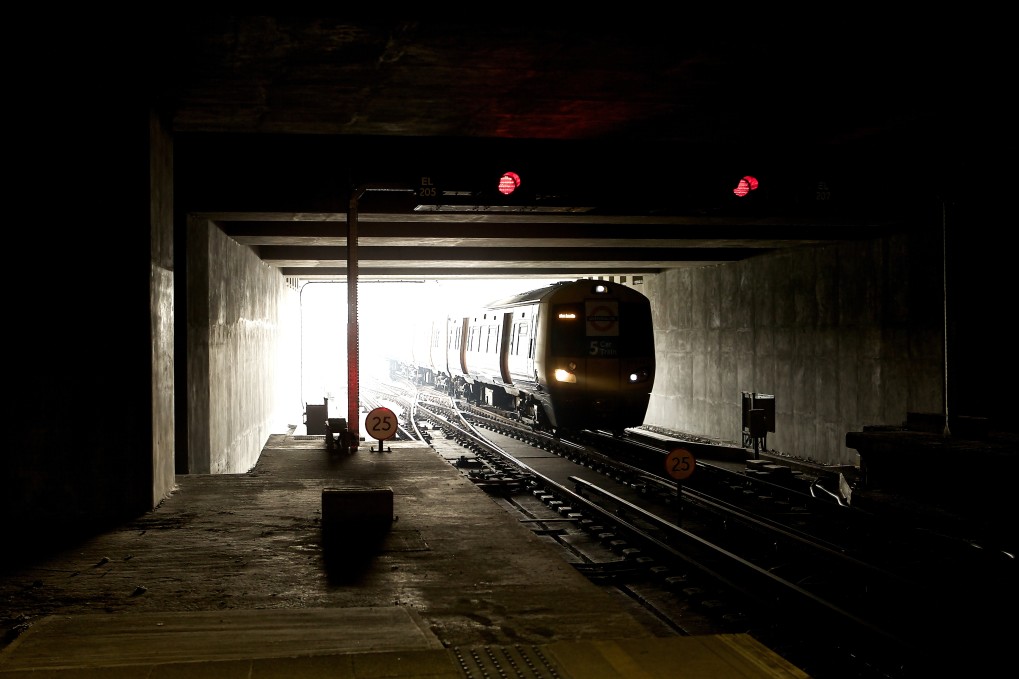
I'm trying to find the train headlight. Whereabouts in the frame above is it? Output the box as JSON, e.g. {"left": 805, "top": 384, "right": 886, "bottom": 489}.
{"left": 554, "top": 368, "right": 577, "bottom": 384}
{"left": 628, "top": 370, "right": 650, "bottom": 383}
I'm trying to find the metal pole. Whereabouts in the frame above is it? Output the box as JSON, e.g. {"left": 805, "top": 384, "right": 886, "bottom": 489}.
{"left": 346, "top": 183, "right": 416, "bottom": 450}
{"left": 348, "top": 188, "right": 363, "bottom": 449}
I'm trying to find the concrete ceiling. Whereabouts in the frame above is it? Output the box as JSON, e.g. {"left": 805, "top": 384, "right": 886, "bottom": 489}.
{"left": 149, "top": 18, "right": 979, "bottom": 282}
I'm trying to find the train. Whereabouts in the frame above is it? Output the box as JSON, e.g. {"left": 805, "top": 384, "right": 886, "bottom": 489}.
{"left": 390, "top": 279, "right": 656, "bottom": 436}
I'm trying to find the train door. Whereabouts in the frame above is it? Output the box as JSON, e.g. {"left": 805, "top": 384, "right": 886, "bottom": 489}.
{"left": 457, "top": 317, "right": 469, "bottom": 376}
{"left": 499, "top": 312, "right": 513, "bottom": 385}
{"left": 523, "top": 310, "right": 537, "bottom": 380}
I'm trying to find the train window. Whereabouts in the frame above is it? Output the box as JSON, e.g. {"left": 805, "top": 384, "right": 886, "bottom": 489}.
{"left": 512, "top": 323, "right": 529, "bottom": 356}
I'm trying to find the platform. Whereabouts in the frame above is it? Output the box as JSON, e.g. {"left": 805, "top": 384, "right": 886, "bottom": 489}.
{"left": 0, "top": 423, "right": 809, "bottom": 678}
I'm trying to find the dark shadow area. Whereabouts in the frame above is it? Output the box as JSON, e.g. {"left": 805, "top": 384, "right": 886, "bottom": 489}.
{"left": 321, "top": 523, "right": 392, "bottom": 584}
{"left": 3, "top": 512, "right": 145, "bottom": 576}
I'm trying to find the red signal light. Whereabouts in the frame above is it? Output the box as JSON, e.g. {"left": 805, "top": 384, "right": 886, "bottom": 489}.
{"left": 732, "top": 175, "right": 759, "bottom": 197}
{"left": 498, "top": 171, "right": 521, "bottom": 195}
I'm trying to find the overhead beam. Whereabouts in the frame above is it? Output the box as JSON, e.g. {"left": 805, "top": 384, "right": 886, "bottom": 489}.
{"left": 256, "top": 246, "right": 768, "bottom": 265}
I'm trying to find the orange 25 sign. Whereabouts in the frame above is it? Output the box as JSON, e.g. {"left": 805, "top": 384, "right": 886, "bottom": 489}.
{"left": 665, "top": 448, "right": 695, "bottom": 481}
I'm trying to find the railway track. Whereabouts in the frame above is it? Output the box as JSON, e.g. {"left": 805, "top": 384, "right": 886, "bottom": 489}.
{"left": 372, "top": 379, "right": 1016, "bottom": 679}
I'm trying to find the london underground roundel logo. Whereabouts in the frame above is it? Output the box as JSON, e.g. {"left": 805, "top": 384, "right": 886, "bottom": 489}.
{"left": 589, "top": 305, "right": 616, "bottom": 332}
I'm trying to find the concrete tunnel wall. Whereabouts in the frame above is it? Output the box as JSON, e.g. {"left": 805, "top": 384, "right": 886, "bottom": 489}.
{"left": 5, "top": 108, "right": 172, "bottom": 548}
{"left": 186, "top": 216, "right": 302, "bottom": 475}
{"left": 149, "top": 109, "right": 177, "bottom": 508}
{"left": 643, "top": 223, "right": 946, "bottom": 468}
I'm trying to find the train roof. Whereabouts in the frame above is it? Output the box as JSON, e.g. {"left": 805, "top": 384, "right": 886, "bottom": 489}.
{"left": 481, "top": 278, "right": 656, "bottom": 310}
{"left": 482, "top": 280, "right": 576, "bottom": 309}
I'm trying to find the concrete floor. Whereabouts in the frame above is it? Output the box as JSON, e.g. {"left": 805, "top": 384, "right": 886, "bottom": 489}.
{"left": 0, "top": 426, "right": 809, "bottom": 678}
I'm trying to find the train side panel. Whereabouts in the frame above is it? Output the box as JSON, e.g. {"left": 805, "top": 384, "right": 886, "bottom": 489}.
{"left": 396, "top": 314, "right": 452, "bottom": 389}
{"left": 504, "top": 303, "right": 539, "bottom": 391}
{"left": 427, "top": 317, "right": 449, "bottom": 387}
{"left": 448, "top": 316, "right": 467, "bottom": 382}
{"left": 460, "top": 310, "right": 506, "bottom": 403}
{"left": 458, "top": 302, "right": 542, "bottom": 408}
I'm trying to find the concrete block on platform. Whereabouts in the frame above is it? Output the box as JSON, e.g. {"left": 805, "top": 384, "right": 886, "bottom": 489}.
{"left": 321, "top": 486, "right": 394, "bottom": 545}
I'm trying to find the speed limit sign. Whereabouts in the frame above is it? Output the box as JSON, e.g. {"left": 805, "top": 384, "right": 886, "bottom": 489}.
{"left": 365, "top": 407, "right": 397, "bottom": 441}
{"left": 665, "top": 448, "right": 696, "bottom": 481}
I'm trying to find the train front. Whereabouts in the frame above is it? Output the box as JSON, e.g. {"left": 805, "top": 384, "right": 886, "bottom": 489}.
{"left": 539, "top": 281, "right": 655, "bottom": 435}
